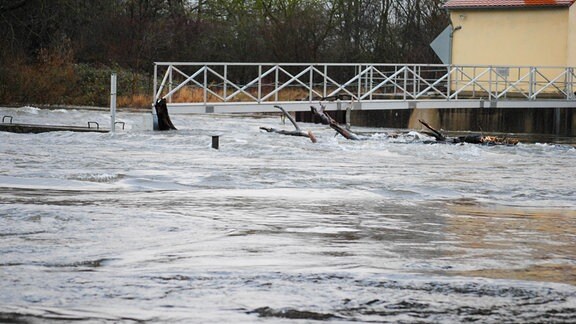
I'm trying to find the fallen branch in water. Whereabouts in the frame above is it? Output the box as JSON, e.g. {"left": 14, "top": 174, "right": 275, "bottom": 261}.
{"left": 310, "top": 103, "right": 361, "bottom": 140}
{"left": 418, "top": 119, "right": 446, "bottom": 142}
{"left": 260, "top": 106, "right": 317, "bottom": 143}
{"left": 418, "top": 119, "right": 518, "bottom": 145}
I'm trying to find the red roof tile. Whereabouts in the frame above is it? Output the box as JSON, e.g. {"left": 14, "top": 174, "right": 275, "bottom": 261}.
{"left": 444, "top": 0, "right": 575, "bottom": 9}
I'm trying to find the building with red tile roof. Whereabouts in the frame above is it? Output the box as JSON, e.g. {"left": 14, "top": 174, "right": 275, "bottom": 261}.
{"left": 445, "top": 0, "right": 575, "bottom": 9}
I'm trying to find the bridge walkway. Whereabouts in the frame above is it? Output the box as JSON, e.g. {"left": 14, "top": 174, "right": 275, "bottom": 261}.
{"left": 153, "top": 63, "right": 576, "bottom": 114}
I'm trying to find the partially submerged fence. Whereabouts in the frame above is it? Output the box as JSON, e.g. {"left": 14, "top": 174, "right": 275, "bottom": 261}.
{"left": 153, "top": 63, "right": 576, "bottom": 114}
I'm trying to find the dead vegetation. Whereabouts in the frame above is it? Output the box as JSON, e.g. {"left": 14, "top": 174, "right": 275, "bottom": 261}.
{"left": 261, "top": 101, "right": 519, "bottom": 146}
{"left": 419, "top": 120, "right": 519, "bottom": 145}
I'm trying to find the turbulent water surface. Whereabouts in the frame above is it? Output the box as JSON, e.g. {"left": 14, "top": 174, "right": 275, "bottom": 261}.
{"left": 1, "top": 106, "right": 576, "bottom": 323}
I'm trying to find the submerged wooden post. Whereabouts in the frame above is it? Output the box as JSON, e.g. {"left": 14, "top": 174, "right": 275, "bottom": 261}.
{"left": 154, "top": 98, "right": 177, "bottom": 131}
{"left": 212, "top": 135, "right": 220, "bottom": 149}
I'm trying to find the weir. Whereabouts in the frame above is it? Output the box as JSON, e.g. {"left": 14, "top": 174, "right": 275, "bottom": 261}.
{"left": 151, "top": 63, "right": 576, "bottom": 135}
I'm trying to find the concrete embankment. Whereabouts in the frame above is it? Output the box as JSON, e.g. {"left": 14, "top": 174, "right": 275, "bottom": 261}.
{"left": 298, "top": 108, "right": 576, "bottom": 136}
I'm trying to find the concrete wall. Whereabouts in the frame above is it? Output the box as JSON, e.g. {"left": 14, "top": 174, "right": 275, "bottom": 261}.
{"left": 450, "top": 8, "right": 569, "bottom": 67}
{"left": 347, "top": 108, "right": 576, "bottom": 137}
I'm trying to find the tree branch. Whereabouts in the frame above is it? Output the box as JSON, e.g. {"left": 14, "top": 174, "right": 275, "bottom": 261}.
{"left": 0, "top": 0, "right": 27, "bottom": 14}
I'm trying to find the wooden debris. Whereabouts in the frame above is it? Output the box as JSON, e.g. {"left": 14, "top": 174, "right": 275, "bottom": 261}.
{"left": 260, "top": 106, "right": 317, "bottom": 143}
{"left": 154, "top": 98, "right": 177, "bottom": 131}
{"left": 418, "top": 119, "right": 518, "bottom": 145}
{"left": 310, "top": 104, "right": 361, "bottom": 140}
{"left": 418, "top": 119, "right": 446, "bottom": 142}
{"left": 479, "top": 136, "right": 519, "bottom": 145}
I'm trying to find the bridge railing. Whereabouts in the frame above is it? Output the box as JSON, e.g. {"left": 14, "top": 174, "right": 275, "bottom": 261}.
{"left": 153, "top": 63, "right": 576, "bottom": 112}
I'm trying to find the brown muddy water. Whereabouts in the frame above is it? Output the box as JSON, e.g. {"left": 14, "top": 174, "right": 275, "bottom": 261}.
{"left": 1, "top": 106, "right": 575, "bottom": 323}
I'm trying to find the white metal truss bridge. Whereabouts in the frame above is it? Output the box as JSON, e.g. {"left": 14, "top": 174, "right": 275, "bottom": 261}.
{"left": 153, "top": 63, "right": 576, "bottom": 114}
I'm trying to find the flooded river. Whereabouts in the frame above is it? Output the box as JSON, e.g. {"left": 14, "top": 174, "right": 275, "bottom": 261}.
{"left": 1, "top": 106, "right": 575, "bottom": 323}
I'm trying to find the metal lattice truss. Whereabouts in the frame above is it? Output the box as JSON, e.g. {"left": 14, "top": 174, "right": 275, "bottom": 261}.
{"left": 153, "top": 63, "right": 576, "bottom": 114}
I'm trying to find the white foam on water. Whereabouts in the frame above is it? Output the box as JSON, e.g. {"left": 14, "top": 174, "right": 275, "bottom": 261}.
{"left": 1, "top": 107, "right": 575, "bottom": 322}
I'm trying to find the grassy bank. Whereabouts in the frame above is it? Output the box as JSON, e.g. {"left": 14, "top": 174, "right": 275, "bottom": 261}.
{"left": 0, "top": 51, "right": 152, "bottom": 109}
{"left": 0, "top": 48, "right": 318, "bottom": 110}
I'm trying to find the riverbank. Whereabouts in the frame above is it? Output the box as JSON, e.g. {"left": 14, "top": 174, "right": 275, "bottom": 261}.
{"left": 0, "top": 58, "right": 151, "bottom": 109}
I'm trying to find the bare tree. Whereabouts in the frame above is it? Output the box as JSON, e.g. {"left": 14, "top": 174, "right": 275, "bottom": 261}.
{"left": 0, "top": 0, "right": 450, "bottom": 105}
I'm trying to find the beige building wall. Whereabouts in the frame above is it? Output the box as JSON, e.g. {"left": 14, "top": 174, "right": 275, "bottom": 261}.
{"left": 450, "top": 9, "right": 569, "bottom": 67}
{"left": 568, "top": 5, "right": 576, "bottom": 66}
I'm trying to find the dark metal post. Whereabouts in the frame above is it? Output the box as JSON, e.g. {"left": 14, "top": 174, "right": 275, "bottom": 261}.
{"left": 212, "top": 135, "right": 220, "bottom": 150}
